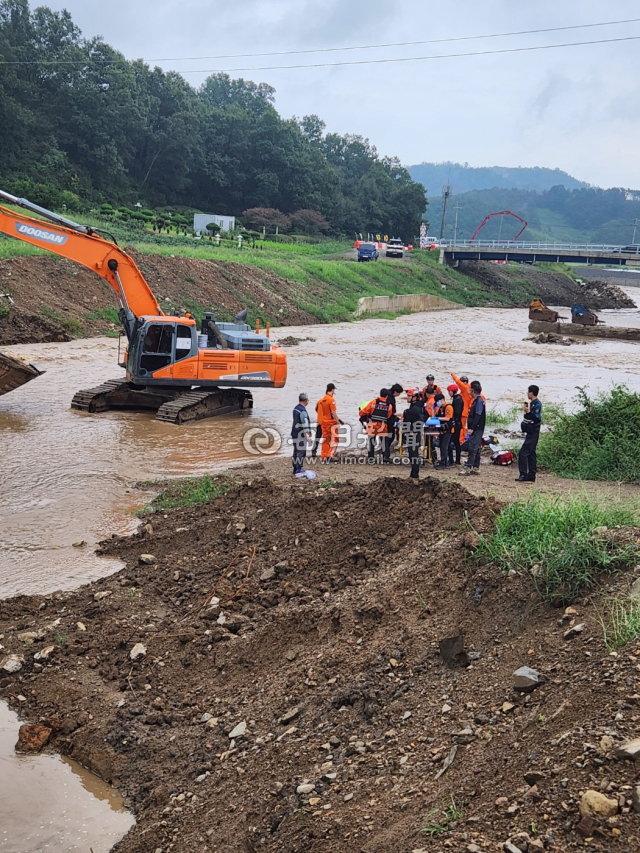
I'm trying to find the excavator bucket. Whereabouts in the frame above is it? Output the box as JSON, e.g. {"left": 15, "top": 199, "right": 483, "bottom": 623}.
{"left": 0, "top": 351, "right": 44, "bottom": 397}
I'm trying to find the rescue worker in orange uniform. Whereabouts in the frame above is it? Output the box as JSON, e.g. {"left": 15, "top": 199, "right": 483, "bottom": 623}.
{"left": 451, "top": 373, "right": 485, "bottom": 437}
{"left": 451, "top": 373, "right": 471, "bottom": 434}
{"left": 316, "top": 383, "right": 342, "bottom": 461}
{"left": 360, "top": 389, "right": 393, "bottom": 461}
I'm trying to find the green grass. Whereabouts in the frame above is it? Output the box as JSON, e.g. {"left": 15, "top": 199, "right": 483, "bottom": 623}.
{"left": 138, "top": 475, "right": 232, "bottom": 514}
{"left": 598, "top": 594, "right": 640, "bottom": 650}
{"left": 0, "top": 304, "right": 9, "bottom": 319}
{"left": 485, "top": 404, "right": 521, "bottom": 427}
{"left": 86, "top": 307, "right": 120, "bottom": 323}
{"left": 475, "top": 494, "right": 640, "bottom": 603}
{"left": 538, "top": 386, "right": 640, "bottom": 483}
{"left": 422, "top": 796, "right": 465, "bottom": 836}
{"left": 0, "top": 236, "right": 46, "bottom": 257}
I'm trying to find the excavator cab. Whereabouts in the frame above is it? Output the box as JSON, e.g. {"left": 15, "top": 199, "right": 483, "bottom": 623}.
{"left": 127, "top": 318, "right": 197, "bottom": 380}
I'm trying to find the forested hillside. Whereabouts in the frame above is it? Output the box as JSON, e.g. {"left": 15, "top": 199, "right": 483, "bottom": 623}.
{"left": 408, "top": 162, "right": 588, "bottom": 194}
{"left": 0, "top": 0, "right": 426, "bottom": 238}
{"left": 434, "top": 186, "right": 640, "bottom": 244}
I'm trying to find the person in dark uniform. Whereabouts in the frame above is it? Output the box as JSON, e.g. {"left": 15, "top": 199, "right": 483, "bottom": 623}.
{"left": 447, "top": 383, "right": 464, "bottom": 465}
{"left": 402, "top": 390, "right": 426, "bottom": 480}
{"left": 382, "top": 383, "right": 403, "bottom": 462}
{"left": 516, "top": 385, "right": 542, "bottom": 482}
{"left": 459, "top": 381, "right": 485, "bottom": 475}
{"left": 435, "top": 392, "right": 454, "bottom": 469}
{"left": 291, "top": 393, "right": 311, "bottom": 474}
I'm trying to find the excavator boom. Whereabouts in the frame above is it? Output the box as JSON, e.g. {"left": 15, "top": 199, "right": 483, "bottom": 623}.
{"left": 0, "top": 190, "right": 162, "bottom": 332}
{"left": 0, "top": 188, "right": 287, "bottom": 422}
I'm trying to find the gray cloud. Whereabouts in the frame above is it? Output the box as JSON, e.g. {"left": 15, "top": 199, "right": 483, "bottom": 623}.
{"left": 37, "top": 0, "right": 640, "bottom": 186}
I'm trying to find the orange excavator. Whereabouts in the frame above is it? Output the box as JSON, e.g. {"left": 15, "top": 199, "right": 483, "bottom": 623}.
{"left": 0, "top": 190, "right": 287, "bottom": 423}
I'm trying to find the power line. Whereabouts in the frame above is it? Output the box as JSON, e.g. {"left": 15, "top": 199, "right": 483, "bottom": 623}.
{"left": 177, "top": 34, "right": 640, "bottom": 73}
{"left": 121, "top": 16, "right": 640, "bottom": 61}
{"left": 1, "top": 17, "right": 640, "bottom": 65}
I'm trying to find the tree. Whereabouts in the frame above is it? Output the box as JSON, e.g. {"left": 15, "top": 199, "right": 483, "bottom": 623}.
{"left": 0, "top": 1, "right": 428, "bottom": 235}
{"left": 290, "top": 209, "right": 330, "bottom": 235}
{"left": 241, "top": 208, "right": 290, "bottom": 232}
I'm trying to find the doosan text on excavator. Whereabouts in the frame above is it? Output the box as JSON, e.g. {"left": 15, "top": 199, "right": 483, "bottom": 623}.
{"left": 0, "top": 190, "right": 287, "bottom": 423}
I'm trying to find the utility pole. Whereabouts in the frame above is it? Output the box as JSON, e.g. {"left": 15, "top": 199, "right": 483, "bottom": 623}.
{"left": 453, "top": 202, "right": 461, "bottom": 245}
{"left": 632, "top": 218, "right": 639, "bottom": 245}
{"left": 439, "top": 185, "right": 451, "bottom": 241}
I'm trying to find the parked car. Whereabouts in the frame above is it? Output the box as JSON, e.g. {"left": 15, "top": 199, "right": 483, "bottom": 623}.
{"left": 357, "top": 242, "right": 379, "bottom": 262}
{"left": 385, "top": 238, "right": 404, "bottom": 258}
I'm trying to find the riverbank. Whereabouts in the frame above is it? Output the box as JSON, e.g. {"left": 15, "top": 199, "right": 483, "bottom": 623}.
{"left": 0, "top": 245, "right": 634, "bottom": 345}
{"left": 2, "top": 460, "right": 640, "bottom": 853}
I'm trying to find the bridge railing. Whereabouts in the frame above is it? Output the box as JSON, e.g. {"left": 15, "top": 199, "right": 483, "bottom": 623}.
{"left": 444, "top": 240, "right": 640, "bottom": 253}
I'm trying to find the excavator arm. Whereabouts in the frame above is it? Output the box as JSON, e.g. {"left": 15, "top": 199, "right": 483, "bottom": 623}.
{"left": 0, "top": 190, "right": 162, "bottom": 339}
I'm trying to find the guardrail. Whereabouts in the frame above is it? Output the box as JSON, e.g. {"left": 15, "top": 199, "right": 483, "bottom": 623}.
{"left": 444, "top": 240, "right": 640, "bottom": 253}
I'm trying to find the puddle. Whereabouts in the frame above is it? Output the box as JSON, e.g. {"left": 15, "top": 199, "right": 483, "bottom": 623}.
{"left": 0, "top": 702, "right": 134, "bottom": 852}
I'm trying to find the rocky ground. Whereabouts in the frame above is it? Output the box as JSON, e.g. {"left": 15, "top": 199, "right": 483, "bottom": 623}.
{"left": 2, "top": 465, "right": 640, "bottom": 853}
{"left": 458, "top": 262, "right": 636, "bottom": 310}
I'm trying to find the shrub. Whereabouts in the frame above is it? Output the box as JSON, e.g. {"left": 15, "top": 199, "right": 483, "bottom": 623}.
{"left": 538, "top": 386, "right": 640, "bottom": 482}
{"left": 475, "top": 494, "right": 640, "bottom": 603}
{"left": 290, "top": 209, "right": 330, "bottom": 235}
{"left": 241, "top": 207, "right": 291, "bottom": 232}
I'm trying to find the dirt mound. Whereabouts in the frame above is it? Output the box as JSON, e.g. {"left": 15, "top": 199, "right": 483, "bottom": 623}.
{"left": 2, "top": 475, "right": 640, "bottom": 853}
{"left": 0, "top": 305, "right": 70, "bottom": 345}
{"left": 460, "top": 261, "right": 636, "bottom": 309}
{"left": 0, "top": 253, "right": 316, "bottom": 346}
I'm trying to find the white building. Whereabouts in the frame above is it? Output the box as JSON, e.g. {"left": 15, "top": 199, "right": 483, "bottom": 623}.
{"left": 193, "top": 213, "right": 236, "bottom": 235}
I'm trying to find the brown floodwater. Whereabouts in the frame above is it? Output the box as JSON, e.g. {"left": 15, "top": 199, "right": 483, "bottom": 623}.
{"left": 0, "top": 702, "right": 134, "bottom": 852}
{"left": 1, "top": 301, "right": 640, "bottom": 600}
{"left": 0, "top": 299, "right": 640, "bottom": 853}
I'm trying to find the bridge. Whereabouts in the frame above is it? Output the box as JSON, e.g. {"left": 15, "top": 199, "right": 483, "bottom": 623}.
{"left": 439, "top": 241, "right": 640, "bottom": 266}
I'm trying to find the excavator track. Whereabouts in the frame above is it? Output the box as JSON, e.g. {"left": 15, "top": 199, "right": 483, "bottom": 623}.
{"left": 72, "top": 380, "right": 253, "bottom": 423}
{"left": 155, "top": 388, "right": 253, "bottom": 424}
{"left": 71, "top": 379, "right": 133, "bottom": 412}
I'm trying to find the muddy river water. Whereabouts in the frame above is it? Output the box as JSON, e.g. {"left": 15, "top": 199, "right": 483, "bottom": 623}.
{"left": 1, "top": 299, "right": 640, "bottom": 852}
{"left": 2, "top": 301, "right": 640, "bottom": 600}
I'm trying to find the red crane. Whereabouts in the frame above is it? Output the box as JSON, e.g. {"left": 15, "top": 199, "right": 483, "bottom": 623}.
{"left": 469, "top": 210, "right": 528, "bottom": 242}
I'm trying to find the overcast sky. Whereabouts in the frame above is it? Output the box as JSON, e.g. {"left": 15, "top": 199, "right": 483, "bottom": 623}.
{"left": 43, "top": 0, "right": 640, "bottom": 189}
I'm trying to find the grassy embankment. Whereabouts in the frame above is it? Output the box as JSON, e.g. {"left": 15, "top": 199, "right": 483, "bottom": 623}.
{"left": 0, "top": 206, "right": 546, "bottom": 326}
{"left": 476, "top": 386, "right": 640, "bottom": 646}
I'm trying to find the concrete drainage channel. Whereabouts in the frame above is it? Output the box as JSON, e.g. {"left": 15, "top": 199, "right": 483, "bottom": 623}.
{"left": 0, "top": 701, "right": 134, "bottom": 853}
{"left": 353, "top": 293, "right": 464, "bottom": 316}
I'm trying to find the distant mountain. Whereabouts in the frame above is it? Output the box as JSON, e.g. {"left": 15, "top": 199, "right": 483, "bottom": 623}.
{"left": 407, "top": 162, "right": 590, "bottom": 194}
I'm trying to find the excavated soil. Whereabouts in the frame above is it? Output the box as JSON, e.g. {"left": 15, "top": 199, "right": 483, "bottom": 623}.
{"left": 2, "top": 474, "right": 640, "bottom": 853}
{"left": 459, "top": 262, "right": 636, "bottom": 310}
{"left": 0, "top": 252, "right": 315, "bottom": 345}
